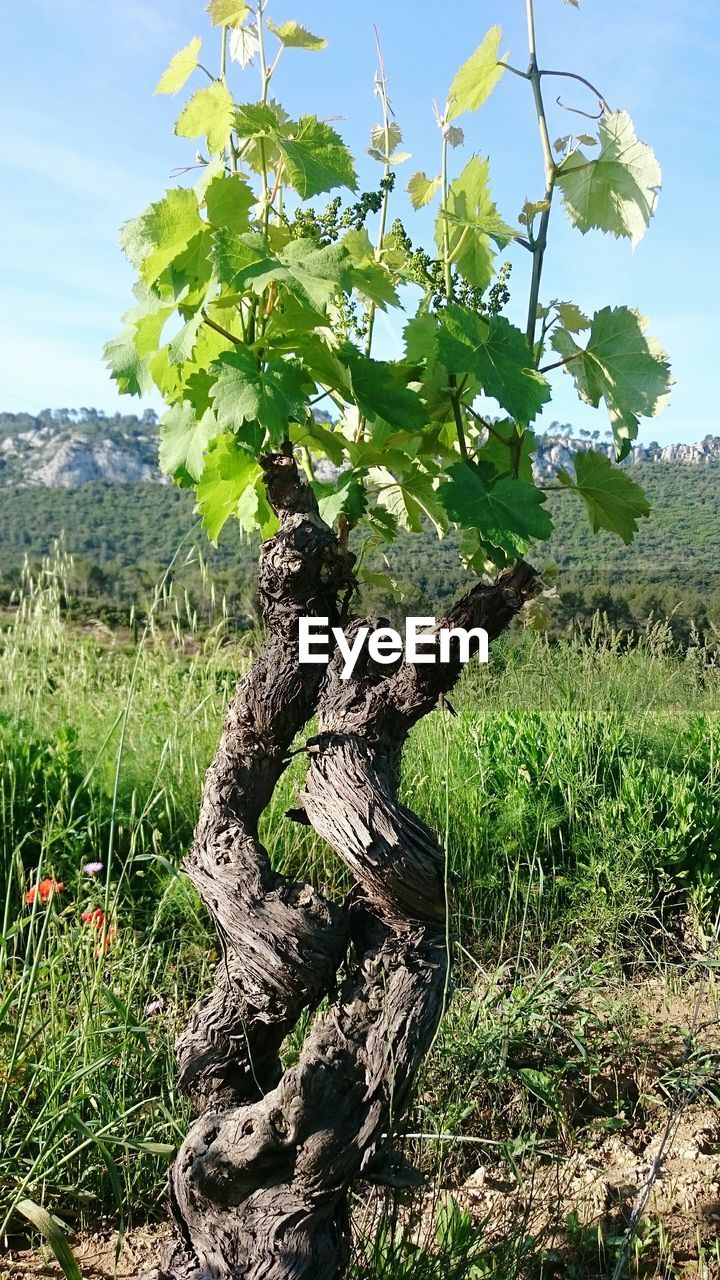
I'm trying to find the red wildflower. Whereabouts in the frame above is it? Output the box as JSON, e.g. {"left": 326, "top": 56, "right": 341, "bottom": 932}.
{"left": 95, "top": 926, "right": 117, "bottom": 957}
{"left": 81, "top": 907, "right": 117, "bottom": 953}
{"left": 25, "top": 878, "right": 63, "bottom": 905}
{"left": 81, "top": 907, "right": 105, "bottom": 929}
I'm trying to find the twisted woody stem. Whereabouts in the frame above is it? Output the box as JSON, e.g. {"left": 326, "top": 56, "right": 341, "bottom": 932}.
{"left": 161, "top": 450, "right": 537, "bottom": 1280}
{"left": 174, "top": 451, "right": 355, "bottom": 1113}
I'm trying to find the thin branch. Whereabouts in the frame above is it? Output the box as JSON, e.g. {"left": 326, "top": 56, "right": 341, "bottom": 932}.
{"left": 170, "top": 163, "right": 209, "bottom": 178}
{"left": 466, "top": 407, "right": 509, "bottom": 447}
{"left": 539, "top": 352, "right": 582, "bottom": 375}
{"left": 297, "top": 445, "right": 315, "bottom": 485}
{"left": 449, "top": 377, "right": 468, "bottom": 460}
{"left": 524, "top": 0, "right": 556, "bottom": 353}
{"left": 202, "top": 313, "right": 242, "bottom": 345}
{"left": 364, "top": 26, "right": 393, "bottom": 358}
{"left": 440, "top": 130, "right": 453, "bottom": 301}
{"left": 309, "top": 390, "right": 332, "bottom": 407}
{"left": 497, "top": 60, "right": 530, "bottom": 80}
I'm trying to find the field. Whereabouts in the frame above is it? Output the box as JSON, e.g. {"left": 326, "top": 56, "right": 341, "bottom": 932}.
{"left": 2, "top": 567, "right": 720, "bottom": 1279}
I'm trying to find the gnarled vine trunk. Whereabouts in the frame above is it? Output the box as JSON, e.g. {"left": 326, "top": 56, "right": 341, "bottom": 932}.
{"left": 159, "top": 448, "right": 536, "bottom": 1280}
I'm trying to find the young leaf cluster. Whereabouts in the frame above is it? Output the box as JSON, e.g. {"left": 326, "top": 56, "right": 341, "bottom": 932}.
{"left": 107, "top": 0, "right": 671, "bottom": 574}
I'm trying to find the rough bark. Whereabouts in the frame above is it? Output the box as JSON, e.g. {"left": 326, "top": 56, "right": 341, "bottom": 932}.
{"left": 174, "top": 450, "right": 355, "bottom": 1112}
{"left": 160, "top": 451, "right": 537, "bottom": 1280}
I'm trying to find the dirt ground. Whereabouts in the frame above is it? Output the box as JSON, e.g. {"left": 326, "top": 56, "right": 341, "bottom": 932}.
{"left": 4, "top": 975, "right": 720, "bottom": 1280}
{"left": 0, "top": 1226, "right": 168, "bottom": 1280}
{"left": 458, "top": 1102, "right": 720, "bottom": 1273}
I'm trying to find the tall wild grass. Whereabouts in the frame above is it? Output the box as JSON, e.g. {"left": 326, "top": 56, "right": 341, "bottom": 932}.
{"left": 1, "top": 555, "right": 719, "bottom": 1266}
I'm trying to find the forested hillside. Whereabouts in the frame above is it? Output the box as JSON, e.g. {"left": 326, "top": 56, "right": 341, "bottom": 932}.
{"left": 1, "top": 410, "right": 718, "bottom": 641}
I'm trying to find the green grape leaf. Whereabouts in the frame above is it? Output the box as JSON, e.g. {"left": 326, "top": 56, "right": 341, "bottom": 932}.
{"left": 342, "top": 228, "right": 399, "bottom": 309}
{"left": 133, "top": 305, "right": 174, "bottom": 358}
{"left": 104, "top": 320, "right": 151, "bottom": 397}
{"left": 195, "top": 434, "right": 263, "bottom": 542}
{"left": 278, "top": 116, "right": 358, "bottom": 198}
{"left": 175, "top": 81, "right": 235, "bottom": 155}
{"left": 236, "top": 472, "right": 278, "bottom": 537}
{"left": 372, "top": 467, "right": 447, "bottom": 536}
{"left": 283, "top": 331, "right": 354, "bottom": 395}
{"left": 403, "top": 311, "right": 440, "bottom": 364}
{"left": 280, "top": 237, "right": 354, "bottom": 307}
{"left": 212, "top": 229, "right": 274, "bottom": 286}
{"left": 234, "top": 100, "right": 286, "bottom": 138}
{"left": 229, "top": 22, "right": 261, "bottom": 68}
{"left": 551, "top": 305, "right": 671, "bottom": 452}
{"left": 556, "top": 110, "right": 661, "bottom": 246}
{"left": 438, "top": 306, "right": 550, "bottom": 422}
{"left": 214, "top": 231, "right": 351, "bottom": 313}
{"left": 158, "top": 227, "right": 214, "bottom": 298}
{"left": 204, "top": 173, "right": 255, "bottom": 231}
{"left": 370, "top": 122, "right": 403, "bottom": 155}
{"left": 435, "top": 156, "right": 510, "bottom": 290}
{"left": 167, "top": 308, "right": 205, "bottom": 365}
{"left": 210, "top": 348, "right": 308, "bottom": 444}
{"left": 290, "top": 417, "right": 346, "bottom": 466}
{"left": 557, "top": 449, "right": 650, "bottom": 543}
{"left": 195, "top": 155, "right": 225, "bottom": 200}
{"left": 347, "top": 439, "right": 416, "bottom": 471}
{"left": 155, "top": 37, "right": 202, "bottom": 95}
{"left": 553, "top": 301, "right": 590, "bottom": 333}
{"left": 148, "top": 346, "right": 186, "bottom": 402}
{"left": 120, "top": 189, "right": 202, "bottom": 286}
{"left": 407, "top": 171, "right": 442, "bottom": 210}
{"left": 207, "top": 0, "right": 250, "bottom": 27}
{"left": 475, "top": 420, "right": 537, "bottom": 483}
{"left": 187, "top": 313, "right": 236, "bottom": 372}
{"left": 183, "top": 369, "right": 215, "bottom": 414}
{"left": 459, "top": 525, "right": 523, "bottom": 573}
{"left": 114, "top": 288, "right": 174, "bottom": 371}
{"left": 364, "top": 506, "right": 397, "bottom": 544}
{"left": 315, "top": 472, "right": 367, "bottom": 526}
{"left": 267, "top": 19, "right": 327, "bottom": 49}
{"left": 357, "top": 567, "right": 402, "bottom": 599}
{"left": 442, "top": 158, "right": 518, "bottom": 243}
{"left": 439, "top": 460, "right": 552, "bottom": 553}
{"left": 518, "top": 197, "right": 551, "bottom": 227}
{"left": 340, "top": 344, "right": 427, "bottom": 431}
{"left": 447, "top": 26, "right": 507, "bottom": 122}
{"left": 159, "top": 404, "right": 219, "bottom": 482}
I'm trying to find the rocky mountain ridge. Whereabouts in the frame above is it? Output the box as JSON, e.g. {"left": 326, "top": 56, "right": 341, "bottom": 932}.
{"left": 1, "top": 410, "right": 719, "bottom": 489}
{"left": 531, "top": 433, "right": 720, "bottom": 481}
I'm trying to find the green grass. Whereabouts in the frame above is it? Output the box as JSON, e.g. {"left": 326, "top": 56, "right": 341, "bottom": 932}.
{"left": 1, "top": 562, "right": 720, "bottom": 1276}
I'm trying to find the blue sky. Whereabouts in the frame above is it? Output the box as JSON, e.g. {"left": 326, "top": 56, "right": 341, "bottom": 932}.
{"left": 2, "top": 0, "right": 717, "bottom": 444}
